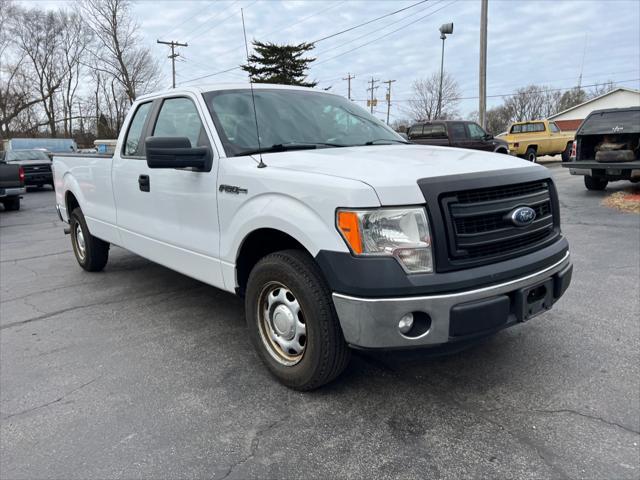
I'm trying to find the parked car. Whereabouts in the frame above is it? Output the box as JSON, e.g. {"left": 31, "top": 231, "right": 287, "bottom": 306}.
{"left": 53, "top": 84, "right": 572, "bottom": 390}
{"left": 0, "top": 159, "right": 25, "bottom": 211}
{"left": 1, "top": 149, "right": 53, "bottom": 188}
{"left": 407, "top": 120, "right": 509, "bottom": 154}
{"left": 502, "top": 119, "right": 575, "bottom": 163}
{"left": 562, "top": 107, "right": 640, "bottom": 190}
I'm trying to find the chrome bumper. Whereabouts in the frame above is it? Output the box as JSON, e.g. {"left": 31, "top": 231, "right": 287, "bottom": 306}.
{"left": 0, "top": 186, "right": 26, "bottom": 198}
{"left": 332, "top": 252, "right": 572, "bottom": 349}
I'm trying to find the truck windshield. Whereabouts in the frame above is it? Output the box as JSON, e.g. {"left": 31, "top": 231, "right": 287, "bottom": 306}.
{"left": 203, "top": 89, "right": 405, "bottom": 157}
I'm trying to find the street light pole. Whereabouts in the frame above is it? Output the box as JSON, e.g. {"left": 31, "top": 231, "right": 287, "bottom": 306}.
{"left": 479, "top": 0, "right": 488, "bottom": 129}
{"left": 436, "top": 22, "right": 453, "bottom": 119}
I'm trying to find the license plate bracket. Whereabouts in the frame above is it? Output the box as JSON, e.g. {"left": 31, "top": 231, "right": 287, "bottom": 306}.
{"left": 514, "top": 277, "right": 555, "bottom": 322}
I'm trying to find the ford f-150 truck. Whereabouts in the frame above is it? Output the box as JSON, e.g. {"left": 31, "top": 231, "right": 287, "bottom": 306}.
{"left": 53, "top": 84, "right": 573, "bottom": 390}
{"left": 503, "top": 119, "right": 575, "bottom": 163}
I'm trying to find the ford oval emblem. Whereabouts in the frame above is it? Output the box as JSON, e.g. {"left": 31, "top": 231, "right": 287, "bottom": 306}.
{"left": 510, "top": 206, "right": 536, "bottom": 227}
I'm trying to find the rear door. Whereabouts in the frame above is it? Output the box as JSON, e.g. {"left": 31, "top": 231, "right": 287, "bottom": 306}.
{"left": 112, "top": 94, "right": 223, "bottom": 288}
{"left": 447, "top": 122, "right": 470, "bottom": 149}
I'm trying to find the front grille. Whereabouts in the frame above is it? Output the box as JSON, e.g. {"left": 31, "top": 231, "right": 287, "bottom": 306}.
{"left": 441, "top": 180, "right": 557, "bottom": 266}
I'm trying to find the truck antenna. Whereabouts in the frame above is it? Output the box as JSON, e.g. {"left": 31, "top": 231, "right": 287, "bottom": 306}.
{"left": 241, "top": 8, "right": 266, "bottom": 169}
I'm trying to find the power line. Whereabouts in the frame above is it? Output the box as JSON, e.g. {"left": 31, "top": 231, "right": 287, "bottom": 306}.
{"left": 313, "top": 0, "right": 457, "bottom": 67}
{"left": 162, "top": 1, "right": 221, "bottom": 38}
{"left": 311, "top": 0, "right": 430, "bottom": 44}
{"left": 350, "top": 78, "right": 640, "bottom": 103}
{"left": 315, "top": 0, "right": 445, "bottom": 58}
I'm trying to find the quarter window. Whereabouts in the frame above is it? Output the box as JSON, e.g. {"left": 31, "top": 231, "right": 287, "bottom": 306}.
{"left": 123, "top": 102, "right": 152, "bottom": 156}
{"left": 409, "top": 125, "right": 423, "bottom": 136}
{"left": 153, "top": 97, "right": 207, "bottom": 148}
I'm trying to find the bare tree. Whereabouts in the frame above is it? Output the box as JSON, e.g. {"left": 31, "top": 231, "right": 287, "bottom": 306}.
{"left": 59, "top": 10, "right": 92, "bottom": 137}
{"left": 82, "top": 0, "right": 158, "bottom": 104}
{"left": 406, "top": 72, "right": 460, "bottom": 122}
{"left": 12, "top": 7, "right": 67, "bottom": 136}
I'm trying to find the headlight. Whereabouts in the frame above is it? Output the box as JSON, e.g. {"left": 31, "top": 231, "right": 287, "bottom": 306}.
{"left": 337, "top": 207, "right": 433, "bottom": 273}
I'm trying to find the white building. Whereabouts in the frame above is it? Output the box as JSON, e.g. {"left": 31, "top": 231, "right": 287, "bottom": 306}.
{"left": 549, "top": 87, "right": 640, "bottom": 131}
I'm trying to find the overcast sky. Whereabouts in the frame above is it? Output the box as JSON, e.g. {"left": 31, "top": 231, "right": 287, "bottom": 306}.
{"left": 23, "top": 0, "right": 640, "bottom": 122}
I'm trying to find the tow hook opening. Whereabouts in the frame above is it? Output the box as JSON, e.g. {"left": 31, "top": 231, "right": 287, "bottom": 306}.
{"left": 527, "top": 285, "right": 547, "bottom": 304}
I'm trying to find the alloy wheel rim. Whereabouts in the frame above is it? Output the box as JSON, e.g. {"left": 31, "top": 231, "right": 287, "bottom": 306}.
{"left": 75, "top": 223, "right": 86, "bottom": 261}
{"left": 257, "top": 282, "right": 307, "bottom": 366}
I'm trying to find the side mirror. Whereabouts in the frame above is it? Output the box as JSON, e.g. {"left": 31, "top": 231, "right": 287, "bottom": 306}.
{"left": 484, "top": 133, "right": 493, "bottom": 140}
{"left": 145, "top": 137, "right": 211, "bottom": 170}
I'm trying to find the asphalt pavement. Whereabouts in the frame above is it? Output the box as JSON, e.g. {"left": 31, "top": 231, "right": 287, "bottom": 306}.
{"left": 1, "top": 167, "right": 639, "bottom": 479}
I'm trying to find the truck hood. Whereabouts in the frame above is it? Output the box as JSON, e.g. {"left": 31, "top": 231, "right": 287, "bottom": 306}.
{"left": 260, "top": 144, "right": 540, "bottom": 204}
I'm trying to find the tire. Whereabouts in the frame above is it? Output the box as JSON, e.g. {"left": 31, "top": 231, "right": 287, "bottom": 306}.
{"left": 561, "top": 142, "right": 572, "bottom": 162}
{"left": 2, "top": 196, "right": 20, "bottom": 211}
{"left": 245, "top": 249, "right": 351, "bottom": 390}
{"left": 584, "top": 175, "right": 608, "bottom": 191}
{"left": 69, "top": 207, "right": 110, "bottom": 271}
{"left": 525, "top": 147, "right": 537, "bottom": 163}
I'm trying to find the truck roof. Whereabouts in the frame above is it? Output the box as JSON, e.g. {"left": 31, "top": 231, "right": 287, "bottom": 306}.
{"left": 136, "top": 83, "right": 322, "bottom": 101}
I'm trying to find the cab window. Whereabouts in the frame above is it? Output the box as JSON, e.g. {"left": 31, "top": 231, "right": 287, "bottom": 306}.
{"left": 152, "top": 97, "right": 209, "bottom": 148}
{"left": 467, "top": 122, "right": 486, "bottom": 139}
{"left": 549, "top": 122, "right": 560, "bottom": 133}
{"left": 123, "top": 102, "right": 152, "bottom": 156}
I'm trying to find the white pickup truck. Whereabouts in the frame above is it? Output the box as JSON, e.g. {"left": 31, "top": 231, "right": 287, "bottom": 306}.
{"left": 53, "top": 84, "right": 572, "bottom": 390}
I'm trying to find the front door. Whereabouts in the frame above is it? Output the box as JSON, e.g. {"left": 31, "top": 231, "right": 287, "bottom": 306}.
{"left": 112, "top": 94, "right": 223, "bottom": 288}
{"left": 465, "top": 122, "right": 494, "bottom": 151}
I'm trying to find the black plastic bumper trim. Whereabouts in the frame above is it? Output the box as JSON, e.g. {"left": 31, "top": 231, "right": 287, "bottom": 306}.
{"left": 315, "top": 236, "right": 569, "bottom": 298}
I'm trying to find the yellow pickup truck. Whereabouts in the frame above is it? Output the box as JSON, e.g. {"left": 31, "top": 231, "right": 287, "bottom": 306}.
{"left": 502, "top": 120, "right": 575, "bottom": 163}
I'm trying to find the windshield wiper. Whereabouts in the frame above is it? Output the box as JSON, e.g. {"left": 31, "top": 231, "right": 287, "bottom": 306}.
{"left": 238, "top": 142, "right": 346, "bottom": 156}
{"left": 239, "top": 143, "right": 319, "bottom": 156}
{"left": 363, "top": 139, "right": 410, "bottom": 145}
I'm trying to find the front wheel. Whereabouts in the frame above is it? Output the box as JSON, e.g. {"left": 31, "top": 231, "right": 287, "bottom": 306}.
{"left": 584, "top": 175, "right": 608, "bottom": 191}
{"left": 70, "top": 207, "right": 110, "bottom": 271}
{"left": 245, "top": 250, "right": 350, "bottom": 390}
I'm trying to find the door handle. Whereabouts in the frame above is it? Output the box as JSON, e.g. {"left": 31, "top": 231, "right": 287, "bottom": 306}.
{"left": 138, "top": 174, "right": 150, "bottom": 192}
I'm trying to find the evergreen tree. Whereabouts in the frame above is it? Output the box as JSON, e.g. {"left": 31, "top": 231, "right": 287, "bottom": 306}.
{"left": 241, "top": 41, "right": 317, "bottom": 87}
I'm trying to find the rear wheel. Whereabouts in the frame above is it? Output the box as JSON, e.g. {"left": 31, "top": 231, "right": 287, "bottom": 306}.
{"left": 561, "top": 142, "right": 572, "bottom": 162}
{"left": 525, "top": 147, "right": 537, "bottom": 163}
{"left": 584, "top": 175, "right": 608, "bottom": 191}
{"left": 2, "top": 196, "right": 20, "bottom": 211}
{"left": 245, "top": 249, "right": 350, "bottom": 390}
{"left": 70, "top": 207, "right": 110, "bottom": 271}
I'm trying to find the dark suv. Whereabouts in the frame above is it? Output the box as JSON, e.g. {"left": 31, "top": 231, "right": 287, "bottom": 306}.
{"left": 407, "top": 120, "right": 509, "bottom": 154}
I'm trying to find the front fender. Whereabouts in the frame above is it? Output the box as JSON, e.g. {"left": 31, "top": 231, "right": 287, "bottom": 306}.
{"left": 220, "top": 192, "right": 348, "bottom": 263}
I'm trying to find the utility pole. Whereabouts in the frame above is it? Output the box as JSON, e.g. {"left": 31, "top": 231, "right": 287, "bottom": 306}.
{"left": 157, "top": 39, "right": 188, "bottom": 88}
{"left": 383, "top": 79, "right": 396, "bottom": 125}
{"left": 343, "top": 73, "right": 355, "bottom": 100}
{"left": 479, "top": 0, "right": 488, "bottom": 128}
{"left": 367, "top": 77, "right": 379, "bottom": 114}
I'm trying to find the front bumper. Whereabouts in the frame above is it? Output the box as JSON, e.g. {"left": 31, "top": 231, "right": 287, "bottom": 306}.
{"left": 0, "top": 186, "right": 26, "bottom": 198}
{"left": 332, "top": 251, "right": 572, "bottom": 349}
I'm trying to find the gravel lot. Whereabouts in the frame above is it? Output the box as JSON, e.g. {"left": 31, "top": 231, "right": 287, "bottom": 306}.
{"left": 1, "top": 167, "right": 639, "bottom": 479}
